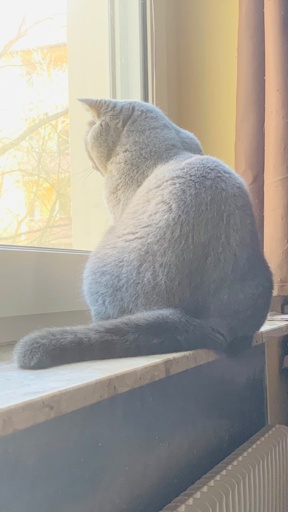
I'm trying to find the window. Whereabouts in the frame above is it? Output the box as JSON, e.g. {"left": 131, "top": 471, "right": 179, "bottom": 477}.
{"left": 0, "top": 0, "right": 154, "bottom": 344}
{"left": 0, "top": 0, "right": 148, "bottom": 251}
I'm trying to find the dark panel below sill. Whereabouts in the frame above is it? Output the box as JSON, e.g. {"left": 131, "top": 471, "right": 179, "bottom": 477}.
{"left": 0, "top": 344, "right": 266, "bottom": 512}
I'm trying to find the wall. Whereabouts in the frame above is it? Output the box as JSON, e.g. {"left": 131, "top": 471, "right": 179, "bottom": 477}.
{"left": 173, "top": 0, "right": 239, "bottom": 168}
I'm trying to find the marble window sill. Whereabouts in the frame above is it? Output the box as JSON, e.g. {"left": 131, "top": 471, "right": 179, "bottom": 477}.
{"left": 0, "top": 318, "right": 287, "bottom": 437}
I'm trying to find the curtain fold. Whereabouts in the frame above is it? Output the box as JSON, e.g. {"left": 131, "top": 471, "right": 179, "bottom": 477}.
{"left": 235, "top": 0, "right": 265, "bottom": 241}
{"left": 235, "top": 0, "right": 288, "bottom": 296}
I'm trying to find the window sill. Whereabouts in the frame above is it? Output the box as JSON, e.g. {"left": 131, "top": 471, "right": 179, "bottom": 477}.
{"left": 1, "top": 318, "right": 287, "bottom": 437}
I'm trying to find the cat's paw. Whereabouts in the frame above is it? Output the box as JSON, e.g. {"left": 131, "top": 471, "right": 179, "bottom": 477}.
{"left": 14, "top": 328, "right": 62, "bottom": 370}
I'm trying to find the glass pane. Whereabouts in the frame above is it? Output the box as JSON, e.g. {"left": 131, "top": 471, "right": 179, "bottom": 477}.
{"left": 0, "top": 0, "right": 147, "bottom": 250}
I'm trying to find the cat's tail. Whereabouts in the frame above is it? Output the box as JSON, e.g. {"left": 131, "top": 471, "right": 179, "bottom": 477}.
{"left": 15, "top": 308, "right": 232, "bottom": 369}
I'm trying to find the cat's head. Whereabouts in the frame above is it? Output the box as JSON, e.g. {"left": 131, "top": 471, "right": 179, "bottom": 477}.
{"left": 79, "top": 98, "right": 202, "bottom": 175}
{"left": 79, "top": 98, "right": 202, "bottom": 217}
{"left": 79, "top": 98, "right": 136, "bottom": 176}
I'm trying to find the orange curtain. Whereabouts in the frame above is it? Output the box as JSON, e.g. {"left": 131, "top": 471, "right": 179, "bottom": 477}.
{"left": 235, "top": 0, "right": 288, "bottom": 296}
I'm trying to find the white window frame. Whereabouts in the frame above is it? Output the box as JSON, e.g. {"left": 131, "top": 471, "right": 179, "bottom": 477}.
{"left": 0, "top": 0, "right": 170, "bottom": 345}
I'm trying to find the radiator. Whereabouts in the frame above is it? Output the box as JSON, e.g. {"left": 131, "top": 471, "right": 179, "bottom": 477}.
{"left": 161, "top": 425, "right": 288, "bottom": 512}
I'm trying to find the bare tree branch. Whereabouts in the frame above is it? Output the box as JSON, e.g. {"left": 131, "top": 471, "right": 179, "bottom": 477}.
{"left": 0, "top": 108, "right": 68, "bottom": 156}
{"left": 1, "top": 169, "right": 63, "bottom": 191}
{"left": 0, "top": 16, "right": 52, "bottom": 60}
{"left": 0, "top": 223, "right": 70, "bottom": 242}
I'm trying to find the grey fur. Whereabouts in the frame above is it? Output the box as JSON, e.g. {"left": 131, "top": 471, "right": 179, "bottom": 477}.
{"left": 15, "top": 99, "right": 273, "bottom": 369}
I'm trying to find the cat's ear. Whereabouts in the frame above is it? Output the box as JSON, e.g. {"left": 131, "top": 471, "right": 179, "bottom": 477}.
{"left": 78, "top": 98, "right": 112, "bottom": 119}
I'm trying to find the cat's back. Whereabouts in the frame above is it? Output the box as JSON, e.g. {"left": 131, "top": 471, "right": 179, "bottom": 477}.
{"left": 92, "top": 154, "right": 258, "bottom": 278}
{"left": 114, "top": 154, "right": 255, "bottom": 247}
{"left": 84, "top": 154, "right": 261, "bottom": 318}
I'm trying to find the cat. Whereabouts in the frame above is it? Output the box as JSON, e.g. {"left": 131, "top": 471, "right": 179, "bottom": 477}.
{"left": 15, "top": 99, "right": 273, "bottom": 369}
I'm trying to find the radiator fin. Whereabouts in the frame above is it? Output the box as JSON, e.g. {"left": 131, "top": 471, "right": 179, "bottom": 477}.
{"left": 161, "top": 425, "right": 288, "bottom": 512}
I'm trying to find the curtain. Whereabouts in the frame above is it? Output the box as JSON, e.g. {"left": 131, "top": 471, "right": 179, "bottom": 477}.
{"left": 235, "top": 0, "right": 288, "bottom": 297}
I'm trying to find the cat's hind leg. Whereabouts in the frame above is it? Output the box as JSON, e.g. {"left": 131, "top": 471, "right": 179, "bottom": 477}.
{"left": 207, "top": 264, "right": 273, "bottom": 354}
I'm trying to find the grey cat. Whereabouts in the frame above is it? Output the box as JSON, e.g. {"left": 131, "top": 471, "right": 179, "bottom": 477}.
{"left": 15, "top": 99, "right": 273, "bottom": 369}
